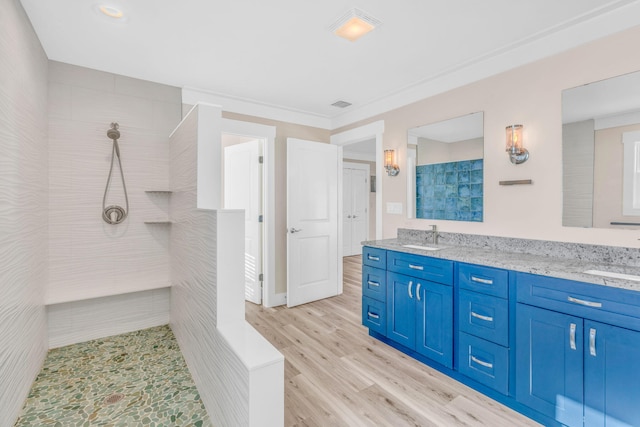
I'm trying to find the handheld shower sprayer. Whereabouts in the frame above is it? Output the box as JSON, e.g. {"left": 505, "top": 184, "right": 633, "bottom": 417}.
{"left": 102, "top": 122, "right": 129, "bottom": 225}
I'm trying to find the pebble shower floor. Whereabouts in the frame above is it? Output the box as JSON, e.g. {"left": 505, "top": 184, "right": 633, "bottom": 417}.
{"left": 14, "top": 325, "right": 212, "bottom": 426}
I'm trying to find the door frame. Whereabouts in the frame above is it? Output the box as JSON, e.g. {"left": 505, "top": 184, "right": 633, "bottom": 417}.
{"left": 221, "top": 119, "right": 279, "bottom": 307}
{"left": 331, "top": 120, "right": 384, "bottom": 246}
{"left": 343, "top": 161, "right": 371, "bottom": 254}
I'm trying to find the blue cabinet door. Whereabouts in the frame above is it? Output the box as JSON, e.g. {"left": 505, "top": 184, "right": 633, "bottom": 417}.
{"left": 515, "top": 304, "right": 584, "bottom": 427}
{"left": 584, "top": 321, "right": 640, "bottom": 427}
{"left": 386, "top": 272, "right": 416, "bottom": 350}
{"left": 416, "top": 280, "right": 453, "bottom": 368}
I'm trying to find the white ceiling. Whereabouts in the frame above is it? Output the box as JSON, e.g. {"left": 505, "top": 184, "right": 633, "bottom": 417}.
{"left": 20, "top": 0, "right": 640, "bottom": 129}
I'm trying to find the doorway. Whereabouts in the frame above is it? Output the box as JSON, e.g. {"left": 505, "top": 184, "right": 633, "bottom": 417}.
{"left": 343, "top": 162, "right": 370, "bottom": 256}
{"left": 221, "top": 119, "right": 278, "bottom": 307}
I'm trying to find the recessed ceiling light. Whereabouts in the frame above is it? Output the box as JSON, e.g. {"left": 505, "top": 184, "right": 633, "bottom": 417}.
{"left": 99, "top": 5, "right": 124, "bottom": 19}
{"left": 329, "top": 8, "right": 382, "bottom": 42}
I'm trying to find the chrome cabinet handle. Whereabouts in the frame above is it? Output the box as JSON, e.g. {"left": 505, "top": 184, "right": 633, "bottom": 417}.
{"left": 568, "top": 296, "right": 602, "bottom": 308}
{"left": 409, "top": 264, "right": 424, "bottom": 271}
{"left": 570, "top": 323, "right": 577, "bottom": 350}
{"left": 289, "top": 227, "right": 302, "bottom": 233}
{"left": 367, "top": 280, "right": 380, "bottom": 287}
{"left": 367, "top": 255, "right": 380, "bottom": 261}
{"left": 416, "top": 283, "right": 422, "bottom": 301}
{"left": 347, "top": 215, "right": 352, "bottom": 218}
{"left": 471, "top": 312, "right": 494, "bottom": 322}
{"left": 367, "top": 312, "right": 380, "bottom": 319}
{"left": 353, "top": 215, "right": 357, "bottom": 218}
{"left": 471, "top": 356, "right": 493, "bottom": 369}
{"left": 471, "top": 276, "right": 493, "bottom": 285}
{"left": 589, "top": 328, "right": 597, "bottom": 356}
{"left": 408, "top": 281, "right": 413, "bottom": 299}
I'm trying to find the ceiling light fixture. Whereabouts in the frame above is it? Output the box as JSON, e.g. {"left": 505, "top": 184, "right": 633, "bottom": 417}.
{"left": 329, "top": 8, "right": 381, "bottom": 42}
{"left": 99, "top": 5, "right": 124, "bottom": 19}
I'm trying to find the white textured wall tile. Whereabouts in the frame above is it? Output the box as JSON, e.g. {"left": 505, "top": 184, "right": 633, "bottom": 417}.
{"left": 47, "top": 63, "right": 180, "bottom": 340}
{"left": 0, "top": 1, "right": 49, "bottom": 425}
{"left": 47, "top": 288, "right": 171, "bottom": 348}
{"left": 169, "top": 106, "right": 284, "bottom": 427}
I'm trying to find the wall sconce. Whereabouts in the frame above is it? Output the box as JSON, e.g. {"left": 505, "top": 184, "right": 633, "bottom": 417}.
{"left": 384, "top": 149, "right": 400, "bottom": 176}
{"left": 505, "top": 124, "right": 529, "bottom": 164}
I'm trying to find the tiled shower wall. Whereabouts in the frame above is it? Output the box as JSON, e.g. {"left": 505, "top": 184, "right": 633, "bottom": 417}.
{"left": 47, "top": 61, "right": 181, "bottom": 347}
{"left": 0, "top": 1, "right": 49, "bottom": 424}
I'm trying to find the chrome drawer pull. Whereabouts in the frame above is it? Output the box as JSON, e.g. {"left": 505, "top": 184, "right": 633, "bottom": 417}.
{"left": 409, "top": 264, "right": 424, "bottom": 271}
{"left": 408, "top": 281, "right": 414, "bottom": 299}
{"left": 568, "top": 296, "right": 602, "bottom": 308}
{"left": 471, "top": 276, "right": 493, "bottom": 285}
{"left": 569, "top": 323, "right": 577, "bottom": 350}
{"left": 416, "top": 283, "right": 422, "bottom": 301}
{"left": 589, "top": 328, "right": 597, "bottom": 356}
{"left": 367, "top": 255, "right": 380, "bottom": 261}
{"left": 367, "top": 280, "right": 380, "bottom": 287}
{"left": 470, "top": 311, "right": 494, "bottom": 322}
{"left": 471, "top": 356, "right": 493, "bottom": 369}
{"left": 367, "top": 312, "right": 380, "bottom": 319}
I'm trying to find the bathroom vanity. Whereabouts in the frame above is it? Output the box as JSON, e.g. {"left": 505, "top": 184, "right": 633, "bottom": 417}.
{"left": 362, "top": 232, "right": 640, "bottom": 427}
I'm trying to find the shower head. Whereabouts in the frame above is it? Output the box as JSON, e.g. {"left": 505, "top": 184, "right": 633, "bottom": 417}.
{"left": 107, "top": 122, "right": 120, "bottom": 140}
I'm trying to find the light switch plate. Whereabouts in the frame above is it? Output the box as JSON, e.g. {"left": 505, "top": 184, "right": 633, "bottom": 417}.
{"left": 386, "top": 202, "right": 403, "bottom": 214}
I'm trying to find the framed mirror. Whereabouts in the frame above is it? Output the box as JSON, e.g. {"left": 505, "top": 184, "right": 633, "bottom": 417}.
{"left": 407, "top": 112, "right": 484, "bottom": 222}
{"left": 562, "top": 70, "right": 640, "bottom": 229}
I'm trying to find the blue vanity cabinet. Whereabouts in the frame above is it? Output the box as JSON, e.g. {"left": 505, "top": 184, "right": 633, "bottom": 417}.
{"left": 516, "top": 272, "right": 640, "bottom": 427}
{"left": 362, "top": 248, "right": 387, "bottom": 335}
{"left": 457, "top": 263, "right": 511, "bottom": 395}
{"left": 386, "top": 251, "right": 454, "bottom": 368}
{"left": 515, "top": 304, "right": 584, "bottom": 426}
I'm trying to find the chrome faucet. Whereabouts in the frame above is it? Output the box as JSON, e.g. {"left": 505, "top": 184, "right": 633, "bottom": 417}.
{"left": 429, "top": 224, "right": 439, "bottom": 245}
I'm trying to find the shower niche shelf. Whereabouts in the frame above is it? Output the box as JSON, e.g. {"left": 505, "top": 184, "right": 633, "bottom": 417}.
{"left": 46, "top": 281, "right": 171, "bottom": 306}
{"left": 144, "top": 190, "right": 172, "bottom": 224}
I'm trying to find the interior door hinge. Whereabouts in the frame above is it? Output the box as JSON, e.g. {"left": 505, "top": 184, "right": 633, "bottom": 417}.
{"left": 258, "top": 215, "right": 263, "bottom": 223}
{"left": 259, "top": 156, "right": 264, "bottom": 164}
{"left": 259, "top": 273, "right": 263, "bottom": 281}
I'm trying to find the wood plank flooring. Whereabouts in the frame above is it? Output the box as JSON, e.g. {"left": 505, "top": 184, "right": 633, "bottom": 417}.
{"left": 245, "top": 255, "right": 541, "bottom": 427}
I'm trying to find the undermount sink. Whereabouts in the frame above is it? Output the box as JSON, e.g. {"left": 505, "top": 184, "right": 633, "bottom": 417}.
{"left": 583, "top": 269, "right": 640, "bottom": 282}
{"left": 403, "top": 244, "right": 445, "bottom": 251}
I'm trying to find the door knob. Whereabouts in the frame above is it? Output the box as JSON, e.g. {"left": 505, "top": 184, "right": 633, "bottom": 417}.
{"left": 289, "top": 227, "right": 302, "bottom": 233}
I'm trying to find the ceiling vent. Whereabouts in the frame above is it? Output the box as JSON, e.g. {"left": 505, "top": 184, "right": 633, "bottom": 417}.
{"left": 331, "top": 100, "right": 353, "bottom": 108}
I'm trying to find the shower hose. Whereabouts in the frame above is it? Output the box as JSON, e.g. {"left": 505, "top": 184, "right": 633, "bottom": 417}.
{"left": 102, "top": 123, "right": 129, "bottom": 224}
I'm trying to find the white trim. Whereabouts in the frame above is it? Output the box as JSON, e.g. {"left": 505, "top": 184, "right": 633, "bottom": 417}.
{"left": 343, "top": 151, "right": 376, "bottom": 162}
{"left": 221, "top": 118, "right": 279, "bottom": 308}
{"left": 184, "top": 87, "right": 331, "bottom": 130}
{"left": 331, "top": 121, "right": 384, "bottom": 240}
{"left": 622, "top": 131, "right": 640, "bottom": 216}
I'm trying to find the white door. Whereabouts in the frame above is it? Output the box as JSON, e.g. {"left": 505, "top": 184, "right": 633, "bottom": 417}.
{"left": 287, "top": 138, "right": 339, "bottom": 307}
{"left": 224, "top": 140, "right": 262, "bottom": 304}
{"left": 343, "top": 164, "right": 369, "bottom": 256}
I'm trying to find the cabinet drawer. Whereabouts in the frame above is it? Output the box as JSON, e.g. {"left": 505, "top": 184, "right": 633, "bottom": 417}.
{"left": 362, "top": 265, "right": 386, "bottom": 302}
{"left": 458, "top": 332, "right": 509, "bottom": 395}
{"left": 458, "top": 263, "right": 509, "bottom": 299}
{"left": 362, "top": 296, "right": 386, "bottom": 335}
{"left": 363, "top": 246, "right": 386, "bottom": 269}
{"left": 387, "top": 251, "right": 453, "bottom": 285}
{"left": 516, "top": 272, "right": 640, "bottom": 331}
{"left": 459, "top": 290, "right": 509, "bottom": 347}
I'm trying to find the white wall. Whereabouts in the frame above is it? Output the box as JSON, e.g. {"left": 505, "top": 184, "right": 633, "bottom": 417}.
{"left": 46, "top": 61, "right": 181, "bottom": 346}
{"left": 170, "top": 104, "right": 284, "bottom": 427}
{"left": 0, "top": 0, "right": 49, "bottom": 424}
{"left": 335, "top": 25, "right": 640, "bottom": 248}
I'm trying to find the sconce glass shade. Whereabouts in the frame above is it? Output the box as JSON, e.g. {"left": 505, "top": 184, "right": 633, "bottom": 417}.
{"left": 384, "top": 149, "right": 400, "bottom": 176}
{"left": 505, "top": 124, "right": 529, "bottom": 164}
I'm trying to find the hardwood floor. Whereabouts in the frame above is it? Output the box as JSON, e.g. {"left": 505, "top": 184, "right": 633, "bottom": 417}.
{"left": 245, "top": 255, "right": 540, "bottom": 427}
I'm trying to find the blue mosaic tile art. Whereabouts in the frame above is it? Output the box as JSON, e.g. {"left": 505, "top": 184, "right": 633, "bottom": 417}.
{"left": 416, "top": 159, "right": 483, "bottom": 222}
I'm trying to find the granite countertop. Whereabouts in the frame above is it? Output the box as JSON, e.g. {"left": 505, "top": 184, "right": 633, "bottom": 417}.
{"left": 362, "top": 238, "right": 640, "bottom": 292}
